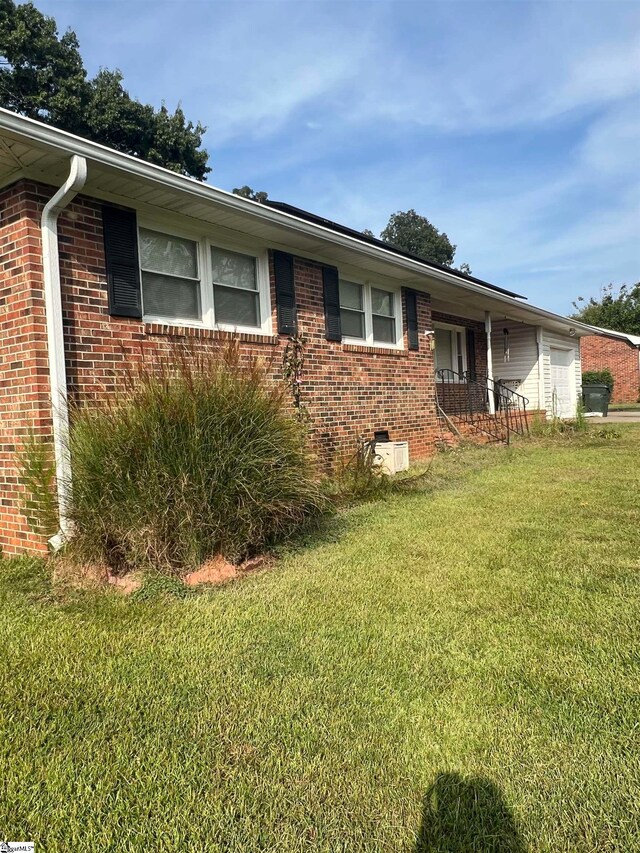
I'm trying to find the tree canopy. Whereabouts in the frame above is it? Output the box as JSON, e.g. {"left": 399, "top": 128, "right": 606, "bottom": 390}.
{"left": 572, "top": 283, "right": 640, "bottom": 336}
{"left": 380, "top": 209, "right": 456, "bottom": 267}
{"left": 232, "top": 186, "right": 269, "bottom": 203}
{"left": 0, "top": 0, "right": 210, "bottom": 179}
{"left": 364, "top": 209, "right": 470, "bottom": 271}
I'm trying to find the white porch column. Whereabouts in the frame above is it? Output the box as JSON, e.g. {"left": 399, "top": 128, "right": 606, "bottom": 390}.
{"left": 536, "top": 326, "right": 545, "bottom": 412}
{"left": 485, "top": 311, "right": 495, "bottom": 414}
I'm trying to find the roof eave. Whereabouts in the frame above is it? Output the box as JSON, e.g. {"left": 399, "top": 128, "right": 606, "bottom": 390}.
{"left": 0, "top": 108, "right": 589, "bottom": 337}
{"left": 585, "top": 325, "right": 640, "bottom": 346}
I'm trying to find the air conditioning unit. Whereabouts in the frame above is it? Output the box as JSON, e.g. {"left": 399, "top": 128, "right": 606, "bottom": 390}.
{"left": 374, "top": 441, "right": 409, "bottom": 475}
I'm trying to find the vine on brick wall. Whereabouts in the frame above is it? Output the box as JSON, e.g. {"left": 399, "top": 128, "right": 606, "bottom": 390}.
{"left": 282, "top": 332, "right": 310, "bottom": 422}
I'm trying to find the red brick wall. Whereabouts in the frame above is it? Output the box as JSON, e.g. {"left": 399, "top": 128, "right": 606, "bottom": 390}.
{"left": 2, "top": 179, "right": 447, "bottom": 554}
{"left": 0, "top": 183, "right": 50, "bottom": 555}
{"left": 581, "top": 335, "right": 640, "bottom": 403}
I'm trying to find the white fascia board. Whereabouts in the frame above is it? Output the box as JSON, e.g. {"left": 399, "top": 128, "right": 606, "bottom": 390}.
{"left": 584, "top": 324, "right": 640, "bottom": 347}
{"left": 0, "top": 108, "right": 593, "bottom": 337}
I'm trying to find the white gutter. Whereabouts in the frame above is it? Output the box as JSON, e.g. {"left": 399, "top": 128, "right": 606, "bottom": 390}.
{"left": 0, "top": 109, "right": 595, "bottom": 337}
{"left": 41, "top": 154, "right": 87, "bottom": 549}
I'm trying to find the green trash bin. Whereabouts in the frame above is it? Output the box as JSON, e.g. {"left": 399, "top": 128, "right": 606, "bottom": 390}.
{"left": 582, "top": 383, "right": 611, "bottom": 416}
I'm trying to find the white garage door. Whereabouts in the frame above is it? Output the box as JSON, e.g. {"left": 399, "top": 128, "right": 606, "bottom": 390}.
{"left": 550, "top": 347, "right": 574, "bottom": 418}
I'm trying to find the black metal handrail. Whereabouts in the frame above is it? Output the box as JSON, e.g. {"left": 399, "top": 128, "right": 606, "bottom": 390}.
{"left": 435, "top": 368, "right": 529, "bottom": 444}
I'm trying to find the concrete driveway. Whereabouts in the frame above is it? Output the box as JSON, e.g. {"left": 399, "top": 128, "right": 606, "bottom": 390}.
{"left": 603, "top": 411, "right": 640, "bottom": 423}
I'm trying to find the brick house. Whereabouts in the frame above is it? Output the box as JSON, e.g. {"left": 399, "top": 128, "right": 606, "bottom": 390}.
{"left": 0, "top": 109, "right": 595, "bottom": 555}
{"left": 580, "top": 328, "right": 640, "bottom": 404}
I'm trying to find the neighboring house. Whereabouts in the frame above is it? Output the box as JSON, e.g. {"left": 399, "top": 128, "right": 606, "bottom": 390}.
{"left": 0, "top": 109, "right": 594, "bottom": 555}
{"left": 581, "top": 327, "right": 640, "bottom": 404}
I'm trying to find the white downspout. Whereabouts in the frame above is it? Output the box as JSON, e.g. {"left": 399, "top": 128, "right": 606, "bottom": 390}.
{"left": 41, "top": 154, "right": 87, "bottom": 549}
{"left": 485, "top": 310, "right": 495, "bottom": 415}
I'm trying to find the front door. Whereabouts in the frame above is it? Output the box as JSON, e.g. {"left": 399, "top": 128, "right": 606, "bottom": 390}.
{"left": 550, "top": 347, "right": 574, "bottom": 418}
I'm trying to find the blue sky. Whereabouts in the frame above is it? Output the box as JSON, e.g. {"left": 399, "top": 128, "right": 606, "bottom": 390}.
{"left": 36, "top": 0, "right": 640, "bottom": 314}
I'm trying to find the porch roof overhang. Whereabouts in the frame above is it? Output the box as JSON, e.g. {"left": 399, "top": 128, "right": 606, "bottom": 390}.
{"left": 0, "top": 108, "right": 593, "bottom": 339}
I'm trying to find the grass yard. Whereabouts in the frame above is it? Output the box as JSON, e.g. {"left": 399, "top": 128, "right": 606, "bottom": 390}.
{"left": 1, "top": 428, "right": 639, "bottom": 852}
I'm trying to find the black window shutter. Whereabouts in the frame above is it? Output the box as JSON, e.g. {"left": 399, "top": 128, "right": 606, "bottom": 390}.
{"left": 102, "top": 206, "right": 142, "bottom": 319}
{"left": 273, "top": 250, "right": 297, "bottom": 335}
{"left": 466, "top": 328, "right": 477, "bottom": 380}
{"left": 405, "top": 289, "right": 419, "bottom": 351}
{"left": 322, "top": 265, "right": 341, "bottom": 342}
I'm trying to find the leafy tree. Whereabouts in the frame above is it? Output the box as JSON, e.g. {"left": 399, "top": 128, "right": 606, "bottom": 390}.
{"left": 0, "top": 0, "right": 86, "bottom": 124}
{"left": 0, "top": 0, "right": 210, "bottom": 179}
{"left": 380, "top": 209, "right": 456, "bottom": 267}
{"left": 232, "top": 185, "right": 269, "bottom": 203}
{"left": 572, "top": 283, "right": 640, "bottom": 336}
{"left": 364, "top": 214, "right": 474, "bottom": 272}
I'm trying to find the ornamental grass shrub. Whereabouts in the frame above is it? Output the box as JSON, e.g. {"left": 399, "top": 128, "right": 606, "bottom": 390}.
{"left": 24, "top": 342, "right": 327, "bottom": 574}
{"left": 16, "top": 433, "right": 59, "bottom": 541}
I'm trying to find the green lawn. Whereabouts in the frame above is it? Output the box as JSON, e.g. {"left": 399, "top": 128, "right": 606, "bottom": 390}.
{"left": 1, "top": 429, "right": 640, "bottom": 852}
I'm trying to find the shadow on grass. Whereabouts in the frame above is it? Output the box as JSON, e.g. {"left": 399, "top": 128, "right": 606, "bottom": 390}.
{"left": 415, "top": 772, "right": 527, "bottom": 853}
{"left": 270, "top": 510, "right": 351, "bottom": 557}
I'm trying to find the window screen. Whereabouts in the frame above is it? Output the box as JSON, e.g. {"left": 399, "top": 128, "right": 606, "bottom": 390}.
{"left": 211, "top": 246, "right": 259, "bottom": 327}
{"left": 434, "top": 326, "right": 466, "bottom": 377}
{"left": 340, "top": 280, "right": 365, "bottom": 339}
{"left": 435, "top": 327, "right": 453, "bottom": 373}
{"left": 371, "top": 287, "right": 396, "bottom": 344}
{"left": 139, "top": 228, "right": 201, "bottom": 321}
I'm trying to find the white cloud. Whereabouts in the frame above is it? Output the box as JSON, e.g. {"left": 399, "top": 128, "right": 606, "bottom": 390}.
{"left": 51, "top": 0, "right": 640, "bottom": 144}
{"left": 196, "top": 0, "right": 640, "bottom": 312}
{"left": 558, "top": 38, "right": 640, "bottom": 110}
{"left": 279, "top": 91, "right": 640, "bottom": 313}
{"left": 37, "top": 0, "right": 640, "bottom": 312}
{"left": 344, "top": 7, "right": 640, "bottom": 134}
{"left": 578, "top": 101, "right": 640, "bottom": 177}
{"left": 180, "top": 2, "right": 379, "bottom": 146}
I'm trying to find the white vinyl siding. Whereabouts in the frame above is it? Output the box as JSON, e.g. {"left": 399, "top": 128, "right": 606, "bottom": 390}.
{"left": 492, "top": 321, "right": 540, "bottom": 408}
{"left": 490, "top": 322, "right": 581, "bottom": 415}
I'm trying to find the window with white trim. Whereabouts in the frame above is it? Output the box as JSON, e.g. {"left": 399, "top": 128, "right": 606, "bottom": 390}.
{"left": 340, "top": 280, "right": 366, "bottom": 339}
{"left": 371, "top": 287, "right": 396, "bottom": 344}
{"left": 140, "top": 228, "right": 201, "bottom": 321}
{"left": 339, "top": 280, "right": 401, "bottom": 347}
{"left": 434, "top": 323, "right": 467, "bottom": 376}
{"left": 139, "top": 225, "right": 268, "bottom": 332}
{"left": 210, "top": 246, "right": 259, "bottom": 327}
